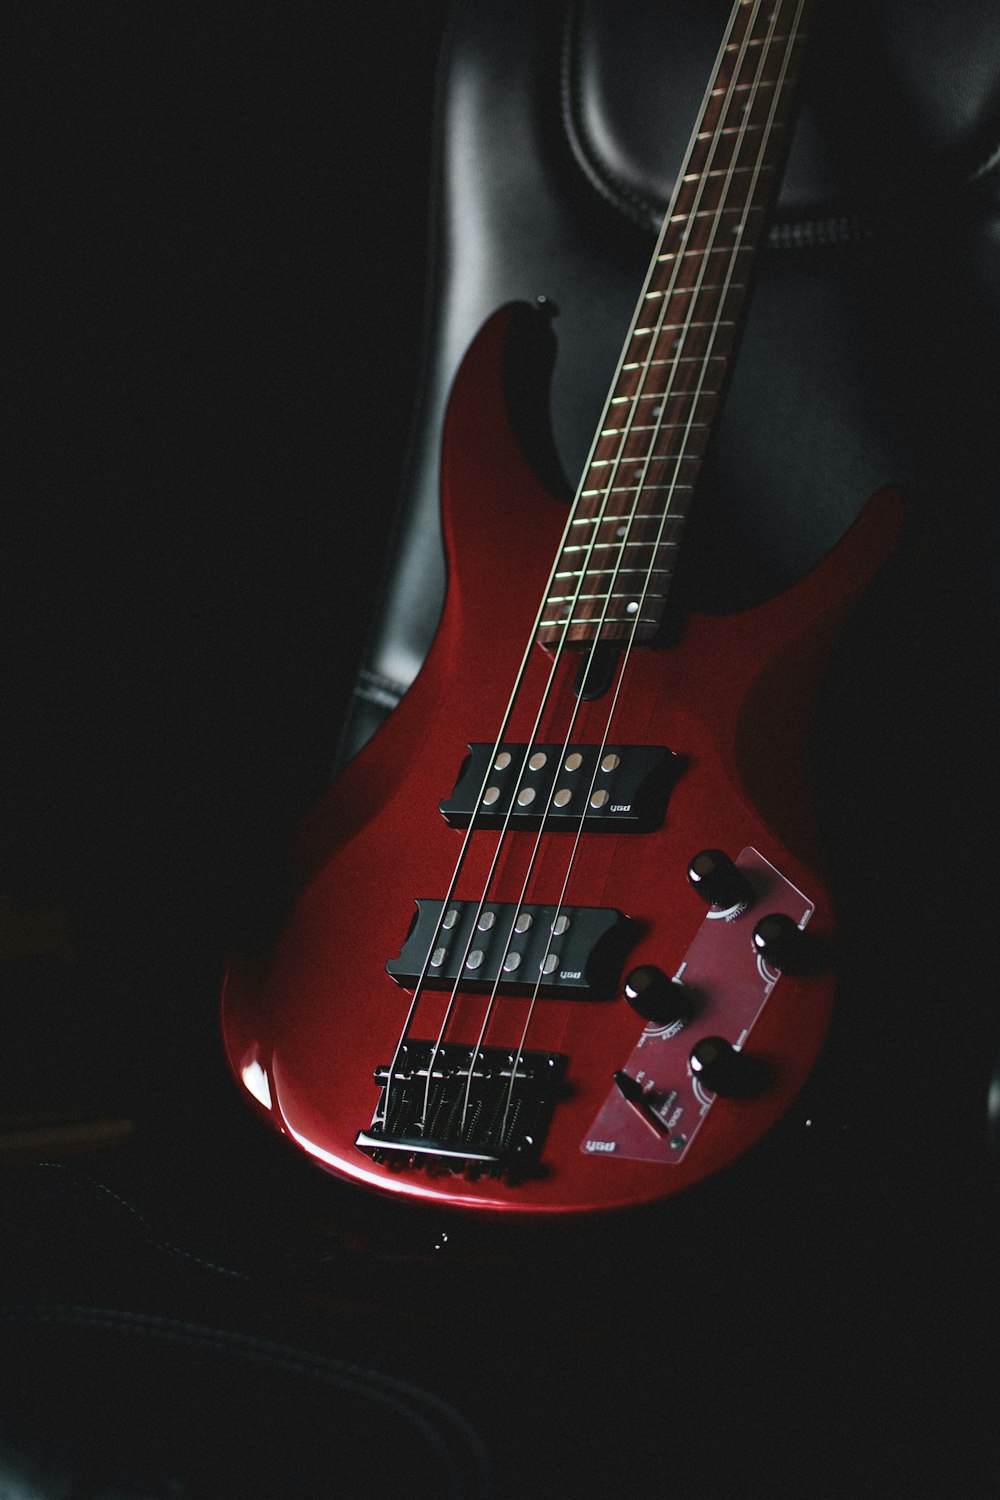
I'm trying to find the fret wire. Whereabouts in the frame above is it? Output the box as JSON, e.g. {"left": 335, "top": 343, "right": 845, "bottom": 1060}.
{"left": 590, "top": 446, "right": 700, "bottom": 459}
{"left": 601, "top": 423, "right": 709, "bottom": 434}
{"left": 710, "top": 81, "right": 788, "bottom": 94}
{"left": 667, "top": 205, "right": 766, "bottom": 222}
{"left": 551, "top": 0, "right": 805, "bottom": 644}
{"left": 725, "top": 33, "right": 797, "bottom": 47}
{"left": 560, "top": 546, "right": 679, "bottom": 559}
{"left": 680, "top": 168, "right": 760, "bottom": 182}
{"left": 633, "top": 319, "right": 736, "bottom": 333}
{"left": 546, "top": 591, "right": 671, "bottom": 605}
{"left": 569, "top": 513, "right": 687, "bottom": 526}
{"left": 608, "top": 393, "right": 719, "bottom": 404}
{"left": 621, "top": 354, "right": 730, "bottom": 370}
{"left": 681, "top": 165, "right": 773, "bottom": 181}
{"left": 566, "top": 514, "right": 685, "bottom": 525}
{"left": 607, "top": 386, "right": 719, "bottom": 402}
{"left": 539, "top": 617, "right": 663, "bottom": 629}
{"left": 553, "top": 568, "right": 674, "bottom": 580}
{"left": 580, "top": 485, "right": 695, "bottom": 498}
{"left": 588, "top": 456, "right": 700, "bottom": 467}
{"left": 695, "top": 124, "right": 765, "bottom": 137}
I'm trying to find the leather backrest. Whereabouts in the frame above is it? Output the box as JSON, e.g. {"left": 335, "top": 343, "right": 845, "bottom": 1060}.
{"left": 339, "top": 0, "right": 1000, "bottom": 762}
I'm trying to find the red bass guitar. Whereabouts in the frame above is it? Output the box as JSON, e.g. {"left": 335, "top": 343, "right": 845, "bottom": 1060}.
{"left": 221, "top": 0, "right": 900, "bottom": 1216}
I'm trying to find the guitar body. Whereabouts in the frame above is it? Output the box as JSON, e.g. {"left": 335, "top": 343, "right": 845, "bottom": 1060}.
{"left": 222, "top": 303, "right": 901, "bottom": 1215}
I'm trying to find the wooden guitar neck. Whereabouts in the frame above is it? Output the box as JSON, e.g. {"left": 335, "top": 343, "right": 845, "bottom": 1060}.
{"left": 539, "top": 0, "right": 811, "bottom": 647}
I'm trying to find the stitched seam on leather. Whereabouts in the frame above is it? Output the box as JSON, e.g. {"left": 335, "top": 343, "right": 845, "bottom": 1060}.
{"left": 766, "top": 213, "right": 873, "bottom": 248}
{"left": 0, "top": 1304, "right": 494, "bottom": 1497}
{"left": 36, "top": 1162, "right": 251, "bottom": 1280}
{"left": 355, "top": 666, "right": 406, "bottom": 708}
{"left": 559, "top": 3, "right": 870, "bottom": 247}
{"left": 970, "top": 138, "right": 1000, "bottom": 182}
{"left": 560, "top": 0, "right": 663, "bottom": 230}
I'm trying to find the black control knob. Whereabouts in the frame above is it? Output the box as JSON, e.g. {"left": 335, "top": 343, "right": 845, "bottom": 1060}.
{"left": 624, "top": 965, "right": 693, "bottom": 1026}
{"left": 751, "top": 912, "right": 822, "bottom": 974}
{"left": 689, "top": 1036, "right": 769, "bottom": 1098}
{"left": 687, "top": 849, "right": 754, "bottom": 911}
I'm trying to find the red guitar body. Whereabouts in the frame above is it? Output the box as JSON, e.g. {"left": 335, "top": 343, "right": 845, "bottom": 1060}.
{"left": 222, "top": 304, "right": 901, "bottom": 1217}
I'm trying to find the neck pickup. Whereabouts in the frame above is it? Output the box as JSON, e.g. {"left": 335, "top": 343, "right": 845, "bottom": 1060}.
{"left": 440, "top": 742, "right": 684, "bottom": 832}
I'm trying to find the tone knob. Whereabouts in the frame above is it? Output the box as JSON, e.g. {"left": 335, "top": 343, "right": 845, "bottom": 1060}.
{"left": 689, "top": 1036, "right": 768, "bottom": 1098}
{"left": 687, "top": 849, "right": 754, "bottom": 911}
{"left": 624, "top": 965, "right": 693, "bottom": 1026}
{"left": 751, "top": 912, "right": 822, "bottom": 974}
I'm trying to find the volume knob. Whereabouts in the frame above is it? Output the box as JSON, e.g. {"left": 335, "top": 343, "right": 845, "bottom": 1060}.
{"left": 751, "top": 912, "right": 820, "bottom": 974}
{"left": 624, "top": 965, "right": 693, "bottom": 1027}
{"left": 689, "top": 1036, "right": 768, "bottom": 1098}
{"left": 687, "top": 849, "right": 754, "bottom": 912}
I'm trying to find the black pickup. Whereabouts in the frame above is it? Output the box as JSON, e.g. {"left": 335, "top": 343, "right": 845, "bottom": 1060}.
{"left": 439, "top": 742, "right": 683, "bottom": 832}
{"left": 387, "top": 899, "right": 634, "bottom": 1001}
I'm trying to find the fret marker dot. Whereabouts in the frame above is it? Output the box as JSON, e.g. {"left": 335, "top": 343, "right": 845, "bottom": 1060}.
{"left": 616, "top": 524, "right": 627, "bottom": 539}
{"left": 528, "top": 751, "right": 548, "bottom": 771}
{"left": 651, "top": 405, "right": 662, "bottom": 417}
{"left": 482, "top": 785, "right": 501, "bottom": 806}
{"left": 517, "top": 787, "right": 537, "bottom": 807}
{"left": 626, "top": 601, "right": 639, "bottom": 615}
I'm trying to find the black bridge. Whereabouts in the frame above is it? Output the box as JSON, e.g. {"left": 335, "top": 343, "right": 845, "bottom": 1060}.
{"left": 439, "top": 742, "right": 682, "bottom": 832}
{"left": 387, "top": 900, "right": 634, "bottom": 1001}
{"left": 355, "top": 1041, "right": 568, "bottom": 1178}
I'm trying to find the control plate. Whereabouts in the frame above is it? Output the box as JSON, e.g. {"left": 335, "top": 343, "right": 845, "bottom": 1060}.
{"left": 582, "top": 849, "right": 813, "bottom": 1164}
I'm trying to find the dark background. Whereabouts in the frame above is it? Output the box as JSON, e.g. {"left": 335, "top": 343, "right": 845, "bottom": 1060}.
{"left": 3, "top": 3, "right": 451, "bottom": 1116}
{"left": 2, "top": 5, "right": 1000, "bottom": 1495}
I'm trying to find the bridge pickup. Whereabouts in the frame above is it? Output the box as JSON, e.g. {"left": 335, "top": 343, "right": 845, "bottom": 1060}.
{"left": 439, "top": 743, "right": 682, "bottom": 832}
{"left": 387, "top": 900, "right": 634, "bottom": 1000}
{"left": 356, "top": 1041, "right": 568, "bottom": 1178}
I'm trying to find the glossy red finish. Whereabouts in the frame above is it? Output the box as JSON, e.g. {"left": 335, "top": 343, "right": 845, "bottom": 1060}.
{"left": 221, "top": 305, "right": 901, "bottom": 1216}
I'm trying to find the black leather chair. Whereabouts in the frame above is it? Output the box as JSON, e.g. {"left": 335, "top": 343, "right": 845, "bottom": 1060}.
{"left": 3, "top": 3, "right": 998, "bottom": 1494}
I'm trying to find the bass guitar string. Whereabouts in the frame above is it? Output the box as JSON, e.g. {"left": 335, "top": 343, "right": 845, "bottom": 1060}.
{"left": 500, "top": 0, "right": 808, "bottom": 1138}
{"left": 374, "top": 485, "right": 599, "bottom": 1132}
{"left": 376, "top": 225, "right": 699, "bottom": 1134}
{"left": 399, "top": 0, "right": 762, "bottom": 1138}
{"left": 456, "top": 0, "right": 774, "bottom": 1137}
{"left": 379, "top": 0, "right": 782, "bottom": 1149}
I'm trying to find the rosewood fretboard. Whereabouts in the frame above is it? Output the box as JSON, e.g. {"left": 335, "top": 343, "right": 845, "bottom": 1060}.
{"left": 538, "top": 0, "right": 810, "bottom": 647}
